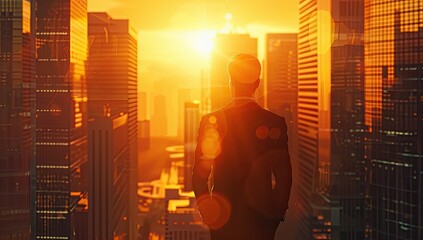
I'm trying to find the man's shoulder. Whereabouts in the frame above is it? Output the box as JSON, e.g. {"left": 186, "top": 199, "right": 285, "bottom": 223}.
{"left": 200, "top": 103, "right": 286, "bottom": 125}
{"left": 257, "top": 107, "right": 285, "bottom": 121}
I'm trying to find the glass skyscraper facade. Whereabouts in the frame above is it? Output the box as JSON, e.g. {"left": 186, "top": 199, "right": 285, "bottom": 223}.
{"left": 364, "top": 1, "right": 423, "bottom": 239}
{"left": 298, "top": 0, "right": 365, "bottom": 239}
{"left": 35, "top": 0, "right": 88, "bottom": 238}
{"left": 184, "top": 101, "right": 199, "bottom": 192}
{"left": 87, "top": 12, "right": 138, "bottom": 239}
{"left": 88, "top": 114, "right": 129, "bottom": 240}
{"left": 265, "top": 33, "right": 298, "bottom": 116}
{"left": 0, "top": 0, "right": 35, "bottom": 239}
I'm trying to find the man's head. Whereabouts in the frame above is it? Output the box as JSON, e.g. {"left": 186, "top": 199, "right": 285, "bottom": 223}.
{"left": 227, "top": 53, "right": 261, "bottom": 97}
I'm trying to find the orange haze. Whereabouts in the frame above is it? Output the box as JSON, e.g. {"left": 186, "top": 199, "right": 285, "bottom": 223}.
{"left": 88, "top": 0, "right": 299, "bottom": 135}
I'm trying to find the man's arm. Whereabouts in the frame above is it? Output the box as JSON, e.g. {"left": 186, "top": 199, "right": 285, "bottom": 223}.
{"left": 271, "top": 117, "right": 292, "bottom": 219}
{"left": 192, "top": 116, "right": 212, "bottom": 199}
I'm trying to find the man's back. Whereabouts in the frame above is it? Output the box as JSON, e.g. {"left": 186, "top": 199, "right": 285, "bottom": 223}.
{"left": 193, "top": 101, "right": 292, "bottom": 240}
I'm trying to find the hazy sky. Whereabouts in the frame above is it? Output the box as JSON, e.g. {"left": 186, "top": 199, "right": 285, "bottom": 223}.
{"left": 88, "top": 0, "right": 299, "bottom": 135}
{"left": 88, "top": 0, "right": 299, "bottom": 87}
{"left": 88, "top": 0, "right": 298, "bottom": 30}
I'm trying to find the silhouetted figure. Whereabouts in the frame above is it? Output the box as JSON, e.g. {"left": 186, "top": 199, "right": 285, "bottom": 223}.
{"left": 192, "top": 54, "right": 292, "bottom": 240}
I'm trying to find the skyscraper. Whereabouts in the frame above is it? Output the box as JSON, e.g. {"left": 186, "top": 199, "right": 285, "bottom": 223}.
{"left": 139, "top": 91, "right": 147, "bottom": 120}
{"left": 87, "top": 12, "right": 138, "bottom": 239}
{"left": 35, "top": 0, "right": 88, "bottom": 238}
{"left": 364, "top": 1, "right": 423, "bottom": 239}
{"left": 297, "top": 0, "right": 365, "bottom": 239}
{"left": 178, "top": 88, "right": 191, "bottom": 140}
{"left": 265, "top": 33, "right": 299, "bottom": 240}
{"left": 265, "top": 33, "right": 298, "bottom": 115}
{"left": 0, "top": 0, "right": 35, "bottom": 238}
{"left": 184, "top": 101, "right": 199, "bottom": 191}
{"left": 210, "top": 34, "right": 257, "bottom": 111}
{"left": 151, "top": 94, "right": 168, "bottom": 136}
{"left": 88, "top": 114, "right": 129, "bottom": 240}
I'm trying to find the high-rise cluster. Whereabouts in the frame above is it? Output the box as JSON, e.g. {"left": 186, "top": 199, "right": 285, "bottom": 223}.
{"left": 294, "top": 0, "right": 422, "bottom": 239}
{"left": 0, "top": 1, "right": 138, "bottom": 239}
{"left": 0, "top": 1, "right": 35, "bottom": 238}
{"left": 364, "top": 1, "right": 423, "bottom": 239}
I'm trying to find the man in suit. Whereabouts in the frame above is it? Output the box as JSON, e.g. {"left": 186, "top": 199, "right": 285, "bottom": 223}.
{"left": 192, "top": 54, "right": 292, "bottom": 240}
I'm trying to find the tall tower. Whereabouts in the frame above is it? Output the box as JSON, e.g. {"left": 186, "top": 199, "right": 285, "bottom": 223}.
{"left": 0, "top": 0, "right": 35, "bottom": 238}
{"left": 210, "top": 34, "right": 257, "bottom": 111}
{"left": 178, "top": 88, "right": 191, "bottom": 140}
{"left": 184, "top": 101, "right": 200, "bottom": 191}
{"left": 88, "top": 114, "right": 129, "bottom": 240}
{"left": 364, "top": 1, "right": 423, "bottom": 239}
{"left": 87, "top": 12, "right": 139, "bottom": 239}
{"left": 265, "top": 33, "right": 300, "bottom": 240}
{"left": 35, "top": 0, "right": 88, "bottom": 238}
{"left": 151, "top": 95, "right": 168, "bottom": 136}
{"left": 265, "top": 33, "right": 298, "bottom": 115}
{"left": 297, "top": 0, "right": 365, "bottom": 239}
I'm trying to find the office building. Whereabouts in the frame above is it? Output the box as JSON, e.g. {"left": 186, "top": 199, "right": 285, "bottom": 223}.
{"left": 210, "top": 34, "right": 257, "bottom": 111}
{"left": 200, "top": 69, "right": 211, "bottom": 115}
{"left": 139, "top": 91, "right": 147, "bottom": 120}
{"left": 87, "top": 12, "right": 139, "bottom": 239}
{"left": 0, "top": 0, "right": 35, "bottom": 238}
{"left": 151, "top": 95, "right": 168, "bottom": 136}
{"left": 139, "top": 120, "right": 151, "bottom": 151}
{"left": 264, "top": 33, "right": 300, "bottom": 240}
{"left": 35, "top": 0, "right": 88, "bottom": 238}
{"left": 88, "top": 114, "right": 130, "bottom": 239}
{"left": 184, "top": 101, "right": 200, "bottom": 191}
{"left": 364, "top": 1, "right": 423, "bottom": 239}
{"left": 265, "top": 33, "right": 298, "bottom": 115}
{"left": 178, "top": 89, "right": 191, "bottom": 140}
{"left": 297, "top": 0, "right": 365, "bottom": 239}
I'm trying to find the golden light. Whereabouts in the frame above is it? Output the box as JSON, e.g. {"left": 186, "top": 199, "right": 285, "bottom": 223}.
{"left": 188, "top": 30, "right": 214, "bottom": 56}
{"left": 225, "top": 13, "right": 233, "bottom": 21}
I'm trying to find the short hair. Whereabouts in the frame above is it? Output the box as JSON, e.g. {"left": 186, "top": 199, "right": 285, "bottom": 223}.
{"left": 227, "top": 53, "right": 261, "bottom": 85}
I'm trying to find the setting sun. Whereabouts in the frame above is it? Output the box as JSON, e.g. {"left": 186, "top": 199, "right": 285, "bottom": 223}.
{"left": 188, "top": 30, "right": 215, "bottom": 56}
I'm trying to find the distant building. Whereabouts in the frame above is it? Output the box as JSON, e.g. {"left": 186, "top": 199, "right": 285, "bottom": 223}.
{"left": 200, "top": 70, "right": 211, "bottom": 115}
{"left": 178, "top": 89, "right": 191, "bottom": 140}
{"left": 139, "top": 120, "right": 151, "bottom": 151}
{"left": 184, "top": 102, "right": 200, "bottom": 191}
{"left": 264, "top": 33, "right": 300, "bottom": 240}
{"left": 0, "top": 0, "right": 35, "bottom": 238}
{"left": 210, "top": 34, "right": 257, "bottom": 110}
{"left": 151, "top": 95, "right": 168, "bottom": 136}
{"left": 137, "top": 145, "right": 207, "bottom": 240}
{"left": 87, "top": 12, "right": 139, "bottom": 238}
{"left": 297, "top": 0, "right": 365, "bottom": 239}
{"left": 164, "top": 188, "right": 210, "bottom": 240}
{"left": 139, "top": 91, "right": 148, "bottom": 120}
{"left": 88, "top": 114, "right": 130, "bottom": 240}
{"left": 264, "top": 33, "right": 298, "bottom": 115}
{"left": 35, "top": 0, "right": 88, "bottom": 238}
{"left": 364, "top": 2, "right": 423, "bottom": 239}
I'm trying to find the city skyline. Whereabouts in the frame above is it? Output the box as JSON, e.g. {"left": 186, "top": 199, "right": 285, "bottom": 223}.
{"left": 88, "top": 0, "right": 299, "bottom": 136}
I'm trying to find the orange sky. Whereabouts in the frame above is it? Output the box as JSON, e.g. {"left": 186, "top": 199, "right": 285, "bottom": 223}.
{"left": 88, "top": 0, "right": 298, "bottom": 30}
{"left": 88, "top": 0, "right": 299, "bottom": 135}
{"left": 88, "top": 0, "right": 299, "bottom": 85}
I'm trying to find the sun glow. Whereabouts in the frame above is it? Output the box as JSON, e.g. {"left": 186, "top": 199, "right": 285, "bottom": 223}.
{"left": 188, "top": 30, "right": 215, "bottom": 56}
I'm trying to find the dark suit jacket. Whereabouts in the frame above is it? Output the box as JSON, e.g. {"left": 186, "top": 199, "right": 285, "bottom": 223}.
{"left": 192, "top": 101, "right": 292, "bottom": 238}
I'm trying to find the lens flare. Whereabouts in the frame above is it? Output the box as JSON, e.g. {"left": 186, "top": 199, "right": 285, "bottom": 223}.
{"left": 255, "top": 125, "right": 269, "bottom": 140}
{"left": 197, "top": 193, "right": 231, "bottom": 230}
